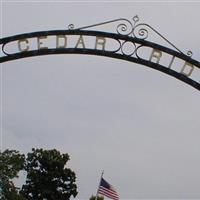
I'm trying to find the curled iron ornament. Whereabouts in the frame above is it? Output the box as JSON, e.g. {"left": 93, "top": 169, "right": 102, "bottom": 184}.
{"left": 187, "top": 51, "right": 193, "bottom": 57}
{"left": 136, "top": 27, "right": 149, "bottom": 40}
{"left": 133, "top": 23, "right": 185, "bottom": 54}
{"left": 115, "top": 19, "right": 133, "bottom": 35}
{"left": 68, "top": 24, "right": 75, "bottom": 30}
{"left": 116, "top": 23, "right": 130, "bottom": 35}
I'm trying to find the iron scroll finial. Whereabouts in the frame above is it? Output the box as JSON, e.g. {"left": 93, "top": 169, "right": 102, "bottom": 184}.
{"left": 68, "top": 24, "right": 75, "bottom": 30}
{"left": 187, "top": 51, "right": 193, "bottom": 57}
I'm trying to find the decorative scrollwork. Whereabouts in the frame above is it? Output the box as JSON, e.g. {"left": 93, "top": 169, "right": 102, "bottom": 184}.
{"left": 133, "top": 23, "right": 185, "bottom": 55}
{"left": 116, "top": 23, "right": 128, "bottom": 35}
{"left": 68, "top": 24, "right": 75, "bottom": 30}
{"left": 71, "top": 16, "right": 193, "bottom": 57}
{"left": 77, "top": 18, "right": 134, "bottom": 36}
{"left": 135, "top": 27, "right": 149, "bottom": 40}
{"left": 187, "top": 50, "right": 193, "bottom": 57}
{"left": 115, "top": 19, "right": 134, "bottom": 35}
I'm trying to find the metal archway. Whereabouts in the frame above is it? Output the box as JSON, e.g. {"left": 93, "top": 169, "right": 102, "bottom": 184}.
{"left": 1, "top": 16, "right": 200, "bottom": 91}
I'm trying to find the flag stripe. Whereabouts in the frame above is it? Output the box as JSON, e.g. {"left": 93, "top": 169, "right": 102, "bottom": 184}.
{"left": 99, "top": 187, "right": 119, "bottom": 197}
{"left": 99, "top": 188, "right": 119, "bottom": 199}
{"left": 99, "top": 189, "right": 119, "bottom": 200}
{"left": 99, "top": 186, "right": 118, "bottom": 197}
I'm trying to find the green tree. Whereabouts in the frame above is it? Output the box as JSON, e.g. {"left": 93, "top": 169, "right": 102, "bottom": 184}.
{"left": 89, "top": 195, "right": 104, "bottom": 200}
{"left": 21, "top": 148, "right": 78, "bottom": 200}
{"left": 0, "top": 149, "right": 25, "bottom": 200}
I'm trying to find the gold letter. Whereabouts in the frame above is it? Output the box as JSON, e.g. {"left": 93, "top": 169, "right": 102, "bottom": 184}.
{"left": 180, "top": 62, "right": 194, "bottom": 77}
{"left": 37, "top": 36, "right": 48, "bottom": 49}
{"left": 149, "top": 49, "right": 162, "bottom": 64}
{"left": 56, "top": 35, "right": 67, "bottom": 48}
{"left": 95, "top": 37, "right": 106, "bottom": 50}
{"left": 75, "top": 35, "right": 85, "bottom": 48}
{"left": 18, "top": 39, "right": 29, "bottom": 52}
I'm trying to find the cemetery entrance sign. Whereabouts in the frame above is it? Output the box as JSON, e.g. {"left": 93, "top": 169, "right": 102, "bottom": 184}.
{"left": 1, "top": 16, "right": 200, "bottom": 91}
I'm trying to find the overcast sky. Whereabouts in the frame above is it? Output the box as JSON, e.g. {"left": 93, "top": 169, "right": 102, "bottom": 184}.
{"left": 1, "top": 1, "right": 200, "bottom": 199}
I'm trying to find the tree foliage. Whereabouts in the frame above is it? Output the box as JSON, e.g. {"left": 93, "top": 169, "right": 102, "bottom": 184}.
{"left": 21, "top": 148, "right": 78, "bottom": 200}
{"left": 89, "top": 195, "right": 104, "bottom": 200}
{"left": 0, "top": 149, "right": 25, "bottom": 200}
{"left": 0, "top": 148, "right": 78, "bottom": 200}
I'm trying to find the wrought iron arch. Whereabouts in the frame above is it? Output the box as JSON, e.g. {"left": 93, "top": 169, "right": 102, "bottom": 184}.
{"left": 1, "top": 16, "right": 200, "bottom": 91}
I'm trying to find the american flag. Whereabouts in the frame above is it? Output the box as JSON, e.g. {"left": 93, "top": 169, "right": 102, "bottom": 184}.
{"left": 98, "top": 178, "right": 119, "bottom": 200}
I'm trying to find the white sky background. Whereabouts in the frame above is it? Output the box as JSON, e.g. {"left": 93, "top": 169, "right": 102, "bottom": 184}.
{"left": 1, "top": 0, "right": 200, "bottom": 199}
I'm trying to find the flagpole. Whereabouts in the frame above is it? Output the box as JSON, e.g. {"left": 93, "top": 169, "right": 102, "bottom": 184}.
{"left": 95, "top": 170, "right": 104, "bottom": 200}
